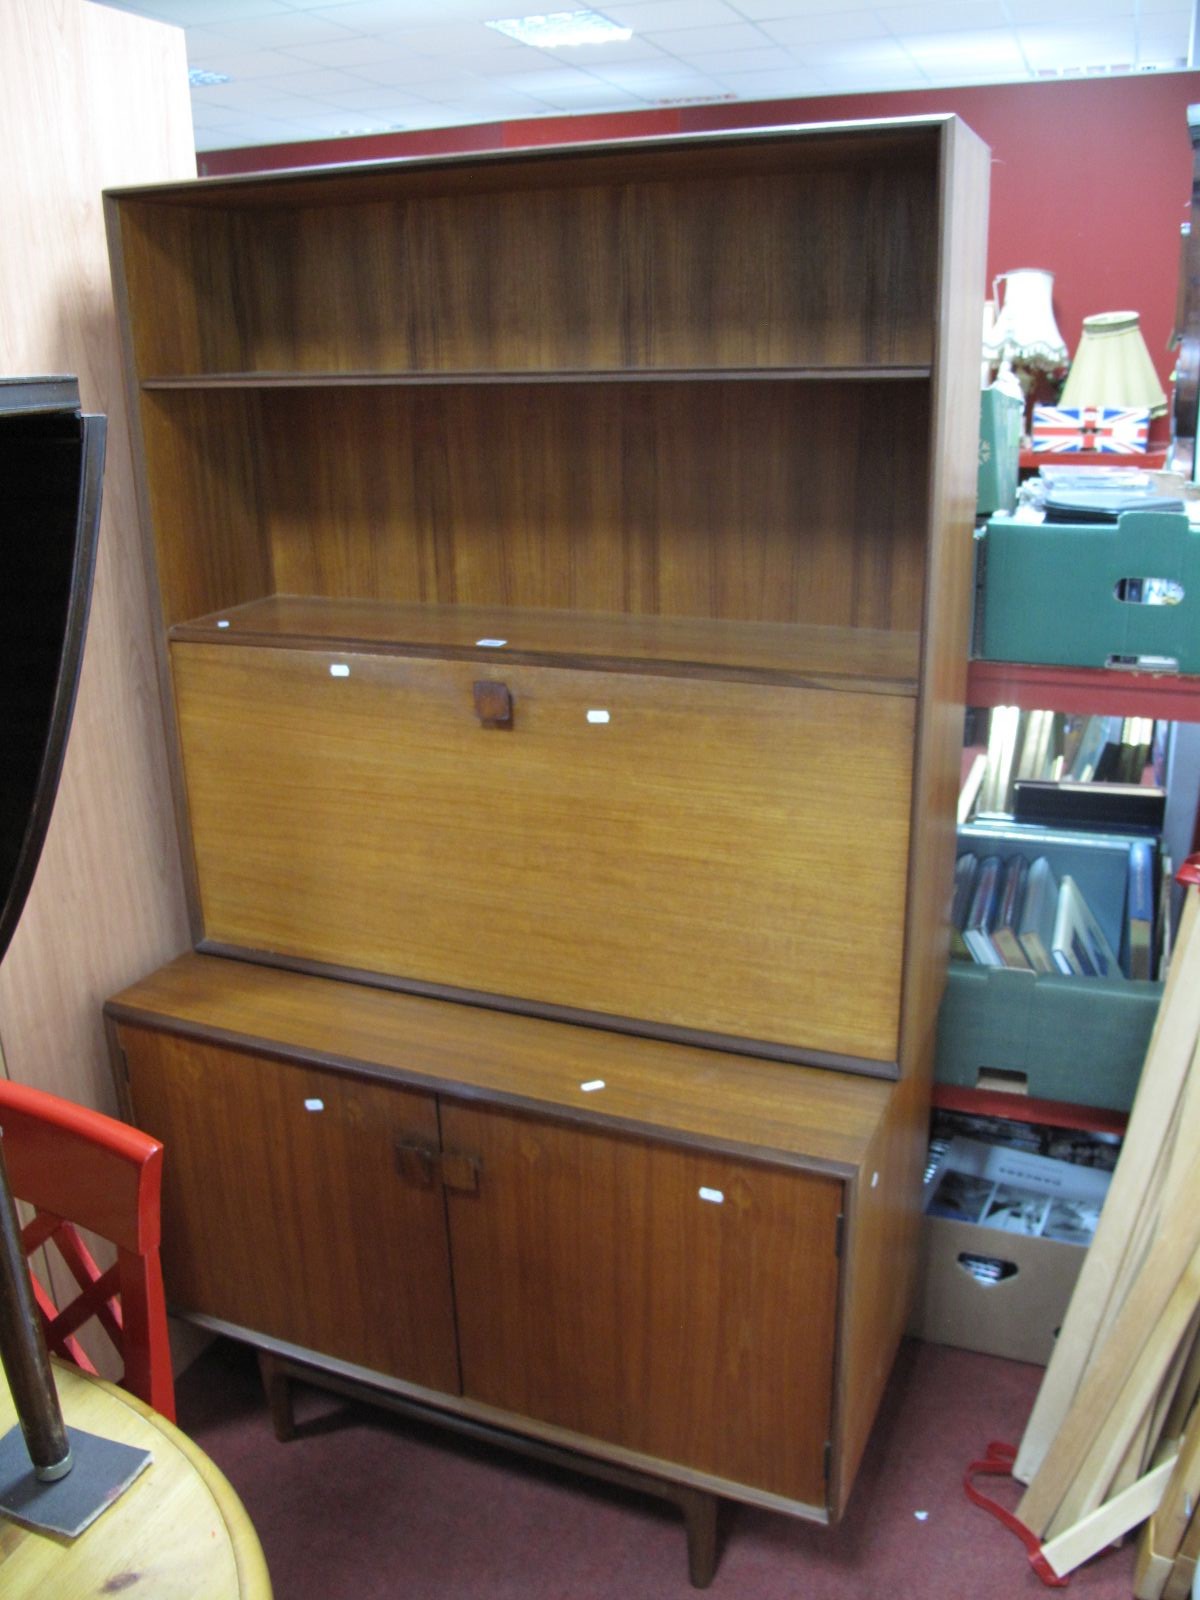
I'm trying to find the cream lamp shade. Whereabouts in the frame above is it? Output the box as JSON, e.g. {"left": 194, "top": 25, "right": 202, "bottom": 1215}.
{"left": 1058, "top": 311, "right": 1168, "bottom": 416}
{"left": 982, "top": 268, "right": 1070, "bottom": 375}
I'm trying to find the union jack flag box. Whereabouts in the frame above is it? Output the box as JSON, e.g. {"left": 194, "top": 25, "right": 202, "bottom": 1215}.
{"left": 1030, "top": 404, "right": 1151, "bottom": 454}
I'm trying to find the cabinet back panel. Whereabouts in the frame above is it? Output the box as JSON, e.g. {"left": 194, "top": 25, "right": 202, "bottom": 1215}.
{"left": 119, "top": 1026, "right": 460, "bottom": 1392}
{"left": 144, "top": 382, "right": 929, "bottom": 634}
{"left": 115, "top": 152, "right": 936, "bottom": 375}
{"left": 140, "top": 390, "right": 275, "bottom": 626}
{"left": 172, "top": 643, "right": 913, "bottom": 1061}
{"left": 442, "top": 1102, "right": 841, "bottom": 1504}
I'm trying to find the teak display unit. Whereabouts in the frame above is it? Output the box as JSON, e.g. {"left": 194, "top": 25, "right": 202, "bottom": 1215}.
{"left": 103, "top": 116, "right": 988, "bottom": 1581}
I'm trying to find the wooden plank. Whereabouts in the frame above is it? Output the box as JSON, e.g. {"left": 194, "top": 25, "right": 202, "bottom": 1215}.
{"left": 1024, "top": 1230, "right": 1200, "bottom": 1538}
{"left": 1042, "top": 1455, "right": 1175, "bottom": 1580}
{"left": 1015, "top": 892, "right": 1200, "bottom": 1483}
{"left": 1135, "top": 1382, "right": 1200, "bottom": 1591}
{"left": 1162, "top": 1503, "right": 1200, "bottom": 1600}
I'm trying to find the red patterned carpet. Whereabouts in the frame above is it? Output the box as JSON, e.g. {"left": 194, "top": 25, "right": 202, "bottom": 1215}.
{"left": 176, "top": 1336, "right": 1136, "bottom": 1599}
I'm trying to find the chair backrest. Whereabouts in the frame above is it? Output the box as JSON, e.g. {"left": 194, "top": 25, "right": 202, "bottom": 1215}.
{"left": 0, "top": 1078, "right": 174, "bottom": 1420}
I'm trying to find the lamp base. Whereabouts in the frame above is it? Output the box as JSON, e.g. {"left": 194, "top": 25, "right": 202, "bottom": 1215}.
{"left": 0, "top": 1422, "right": 151, "bottom": 1538}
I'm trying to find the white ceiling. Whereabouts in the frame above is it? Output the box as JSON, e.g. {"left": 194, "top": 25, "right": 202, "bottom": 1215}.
{"left": 93, "top": 0, "right": 1198, "bottom": 153}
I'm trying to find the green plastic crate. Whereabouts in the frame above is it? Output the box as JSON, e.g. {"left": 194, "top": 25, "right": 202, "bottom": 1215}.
{"left": 980, "top": 509, "right": 1200, "bottom": 671}
{"left": 935, "top": 963, "right": 1160, "bottom": 1112}
{"left": 977, "top": 388, "right": 1022, "bottom": 517}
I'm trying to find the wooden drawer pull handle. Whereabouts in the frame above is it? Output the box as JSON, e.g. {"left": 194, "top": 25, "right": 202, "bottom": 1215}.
{"left": 473, "top": 680, "right": 513, "bottom": 728}
{"left": 440, "top": 1151, "right": 481, "bottom": 1194}
{"left": 395, "top": 1142, "right": 437, "bottom": 1189}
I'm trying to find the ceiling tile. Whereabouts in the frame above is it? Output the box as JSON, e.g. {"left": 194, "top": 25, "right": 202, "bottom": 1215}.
{"left": 901, "top": 29, "right": 1026, "bottom": 69}
{"left": 641, "top": 21, "right": 771, "bottom": 52}
{"left": 1006, "top": 0, "right": 1135, "bottom": 20}
{"left": 677, "top": 45, "right": 798, "bottom": 71}
{"left": 187, "top": 46, "right": 333, "bottom": 78}
{"left": 254, "top": 65, "right": 380, "bottom": 93}
{"left": 603, "top": 0, "right": 749, "bottom": 30}
{"left": 108, "top": 0, "right": 292, "bottom": 19}
{"left": 1016, "top": 22, "right": 1138, "bottom": 66}
{"left": 759, "top": 12, "right": 892, "bottom": 46}
{"left": 188, "top": 11, "right": 363, "bottom": 46}
{"left": 721, "top": 0, "right": 877, "bottom": 14}
{"left": 879, "top": 3, "right": 1008, "bottom": 35}
{"left": 714, "top": 65, "right": 829, "bottom": 93}
{"left": 273, "top": 35, "right": 413, "bottom": 68}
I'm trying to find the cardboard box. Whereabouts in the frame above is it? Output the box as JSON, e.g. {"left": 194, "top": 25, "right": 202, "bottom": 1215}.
{"left": 911, "top": 1215, "right": 1086, "bottom": 1365}
{"left": 910, "top": 1136, "right": 1109, "bottom": 1365}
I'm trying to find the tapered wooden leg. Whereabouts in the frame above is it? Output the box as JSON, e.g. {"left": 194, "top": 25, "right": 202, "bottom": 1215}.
{"left": 678, "top": 1487, "right": 719, "bottom": 1588}
{"left": 258, "top": 1350, "right": 295, "bottom": 1442}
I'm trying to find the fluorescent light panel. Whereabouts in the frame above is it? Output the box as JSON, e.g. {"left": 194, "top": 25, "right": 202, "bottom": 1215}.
{"left": 485, "top": 10, "right": 633, "bottom": 48}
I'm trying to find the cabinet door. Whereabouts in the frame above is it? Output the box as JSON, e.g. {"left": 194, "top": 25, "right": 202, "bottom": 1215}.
{"left": 118, "top": 1025, "right": 459, "bottom": 1393}
{"left": 440, "top": 1102, "right": 842, "bottom": 1506}
{"left": 172, "top": 641, "right": 914, "bottom": 1064}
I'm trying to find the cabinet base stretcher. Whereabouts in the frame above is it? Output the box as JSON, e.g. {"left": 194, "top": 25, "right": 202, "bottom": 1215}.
{"left": 255, "top": 1347, "right": 720, "bottom": 1587}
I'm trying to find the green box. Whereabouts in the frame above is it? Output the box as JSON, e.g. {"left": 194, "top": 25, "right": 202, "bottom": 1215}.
{"left": 979, "top": 509, "right": 1200, "bottom": 671}
{"left": 977, "top": 387, "right": 1023, "bottom": 516}
{"left": 935, "top": 963, "right": 1160, "bottom": 1112}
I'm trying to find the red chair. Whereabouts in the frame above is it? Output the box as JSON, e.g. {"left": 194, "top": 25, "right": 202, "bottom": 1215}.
{"left": 0, "top": 1078, "right": 174, "bottom": 1421}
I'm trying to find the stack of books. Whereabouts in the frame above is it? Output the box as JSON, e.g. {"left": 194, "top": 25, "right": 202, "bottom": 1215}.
{"left": 950, "top": 838, "right": 1156, "bottom": 979}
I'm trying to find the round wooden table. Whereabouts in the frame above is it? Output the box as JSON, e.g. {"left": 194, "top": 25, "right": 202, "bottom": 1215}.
{"left": 0, "top": 1359, "right": 271, "bottom": 1598}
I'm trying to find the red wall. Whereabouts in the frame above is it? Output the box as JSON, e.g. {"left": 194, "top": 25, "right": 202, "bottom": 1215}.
{"left": 201, "top": 72, "right": 1199, "bottom": 439}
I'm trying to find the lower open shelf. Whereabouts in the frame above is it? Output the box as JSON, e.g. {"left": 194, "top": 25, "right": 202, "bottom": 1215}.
{"left": 170, "top": 594, "right": 921, "bottom": 694}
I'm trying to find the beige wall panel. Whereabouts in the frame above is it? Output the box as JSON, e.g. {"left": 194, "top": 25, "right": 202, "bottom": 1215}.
{"left": 0, "top": 0, "right": 193, "bottom": 1111}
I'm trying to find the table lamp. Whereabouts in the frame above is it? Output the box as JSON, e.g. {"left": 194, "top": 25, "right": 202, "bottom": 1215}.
{"left": 982, "top": 268, "right": 1070, "bottom": 400}
{"left": 1058, "top": 311, "right": 1168, "bottom": 416}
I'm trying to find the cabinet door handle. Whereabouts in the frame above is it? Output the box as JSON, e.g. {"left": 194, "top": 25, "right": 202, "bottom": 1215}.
{"left": 440, "top": 1151, "right": 481, "bottom": 1194}
{"left": 473, "top": 680, "right": 513, "bottom": 728}
{"left": 395, "top": 1141, "right": 438, "bottom": 1189}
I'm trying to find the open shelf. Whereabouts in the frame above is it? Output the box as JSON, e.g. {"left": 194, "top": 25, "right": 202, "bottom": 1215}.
{"left": 141, "top": 366, "right": 933, "bottom": 390}
{"left": 171, "top": 595, "right": 922, "bottom": 694}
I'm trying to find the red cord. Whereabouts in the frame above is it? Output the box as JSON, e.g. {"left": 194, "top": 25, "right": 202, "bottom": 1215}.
{"left": 964, "top": 1441, "right": 1069, "bottom": 1588}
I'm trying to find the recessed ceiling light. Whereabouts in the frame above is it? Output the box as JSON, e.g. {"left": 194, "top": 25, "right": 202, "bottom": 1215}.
{"left": 189, "top": 68, "right": 231, "bottom": 87}
{"left": 485, "top": 10, "right": 633, "bottom": 48}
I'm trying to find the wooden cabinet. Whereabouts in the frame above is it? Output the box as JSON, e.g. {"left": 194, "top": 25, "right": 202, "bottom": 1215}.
{"left": 107, "top": 955, "right": 876, "bottom": 1513}
{"left": 118, "top": 1025, "right": 458, "bottom": 1392}
{"left": 103, "top": 116, "right": 989, "bottom": 1568}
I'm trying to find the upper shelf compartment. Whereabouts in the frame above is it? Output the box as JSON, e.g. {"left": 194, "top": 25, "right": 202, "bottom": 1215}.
{"left": 109, "top": 123, "right": 941, "bottom": 382}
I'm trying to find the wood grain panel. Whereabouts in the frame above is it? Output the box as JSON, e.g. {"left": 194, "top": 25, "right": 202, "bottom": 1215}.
{"left": 441, "top": 1101, "right": 841, "bottom": 1504}
{"left": 830, "top": 123, "right": 991, "bottom": 1512}
{"left": 172, "top": 643, "right": 914, "bottom": 1060}
{"left": 898, "top": 118, "right": 992, "bottom": 1087}
{"left": 118, "top": 1024, "right": 460, "bottom": 1392}
{"left": 0, "top": 0, "right": 192, "bottom": 1119}
{"left": 106, "top": 952, "right": 895, "bottom": 1175}
{"left": 111, "top": 137, "right": 937, "bottom": 377}
{"left": 138, "top": 390, "right": 274, "bottom": 626}
{"left": 142, "top": 381, "right": 929, "bottom": 634}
